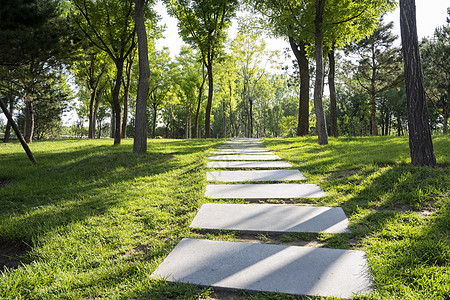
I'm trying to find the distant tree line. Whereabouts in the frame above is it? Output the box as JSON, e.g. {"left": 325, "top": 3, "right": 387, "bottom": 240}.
{"left": 1, "top": 0, "right": 446, "bottom": 165}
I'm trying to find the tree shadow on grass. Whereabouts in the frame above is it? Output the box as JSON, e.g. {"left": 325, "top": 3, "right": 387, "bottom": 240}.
{"left": 0, "top": 139, "right": 221, "bottom": 271}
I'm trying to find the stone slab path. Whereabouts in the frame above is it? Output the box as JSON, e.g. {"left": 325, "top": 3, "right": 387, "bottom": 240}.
{"left": 205, "top": 184, "right": 326, "bottom": 199}
{"left": 207, "top": 161, "right": 293, "bottom": 169}
{"left": 208, "top": 154, "right": 281, "bottom": 161}
{"left": 190, "top": 203, "right": 350, "bottom": 233}
{"left": 207, "top": 170, "right": 307, "bottom": 182}
{"left": 150, "top": 238, "right": 372, "bottom": 298}
{"left": 151, "top": 138, "right": 372, "bottom": 298}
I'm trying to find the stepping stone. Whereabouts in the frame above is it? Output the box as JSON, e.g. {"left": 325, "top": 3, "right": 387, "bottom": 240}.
{"left": 208, "top": 154, "right": 281, "bottom": 161}
{"left": 210, "top": 151, "right": 273, "bottom": 155}
{"left": 190, "top": 203, "right": 349, "bottom": 233}
{"left": 218, "top": 145, "right": 266, "bottom": 149}
{"left": 205, "top": 184, "right": 326, "bottom": 199}
{"left": 207, "top": 170, "right": 306, "bottom": 182}
{"left": 207, "top": 161, "right": 293, "bottom": 169}
{"left": 151, "top": 238, "right": 372, "bottom": 298}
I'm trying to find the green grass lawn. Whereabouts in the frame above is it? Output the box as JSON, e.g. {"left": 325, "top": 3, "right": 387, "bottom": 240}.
{"left": 0, "top": 136, "right": 448, "bottom": 300}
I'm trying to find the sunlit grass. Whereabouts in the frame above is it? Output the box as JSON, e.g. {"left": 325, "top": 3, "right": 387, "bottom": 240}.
{"left": 0, "top": 136, "right": 449, "bottom": 299}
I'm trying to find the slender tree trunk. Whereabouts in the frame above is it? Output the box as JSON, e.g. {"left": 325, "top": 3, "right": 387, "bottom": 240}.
{"left": 122, "top": 57, "right": 133, "bottom": 139}
{"left": 444, "top": 85, "right": 449, "bottom": 134}
{"left": 152, "top": 103, "right": 157, "bottom": 138}
{"left": 289, "top": 37, "right": 310, "bottom": 136}
{"left": 112, "top": 62, "right": 124, "bottom": 145}
{"left": 3, "top": 91, "right": 13, "bottom": 143}
{"left": 249, "top": 98, "right": 253, "bottom": 138}
{"left": 24, "top": 100, "right": 34, "bottom": 144}
{"left": 205, "top": 60, "right": 213, "bottom": 138}
{"left": 223, "top": 100, "right": 227, "bottom": 138}
{"left": 400, "top": 0, "right": 436, "bottom": 166}
{"left": 133, "top": 0, "right": 150, "bottom": 152}
{"left": 313, "top": 0, "right": 328, "bottom": 145}
{"left": 195, "top": 66, "right": 206, "bottom": 138}
{"left": 370, "top": 88, "right": 378, "bottom": 136}
{"left": 0, "top": 98, "right": 36, "bottom": 164}
{"left": 328, "top": 47, "right": 338, "bottom": 138}
{"left": 88, "top": 85, "right": 98, "bottom": 139}
{"left": 110, "top": 104, "right": 115, "bottom": 138}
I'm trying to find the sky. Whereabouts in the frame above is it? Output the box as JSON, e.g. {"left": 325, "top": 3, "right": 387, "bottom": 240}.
{"left": 154, "top": 0, "right": 450, "bottom": 56}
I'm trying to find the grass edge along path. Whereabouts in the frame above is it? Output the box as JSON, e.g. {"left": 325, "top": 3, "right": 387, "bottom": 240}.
{"left": 0, "top": 136, "right": 449, "bottom": 300}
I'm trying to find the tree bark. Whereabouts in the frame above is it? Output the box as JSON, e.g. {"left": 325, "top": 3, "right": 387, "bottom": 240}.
{"left": 88, "top": 84, "right": 98, "bottom": 139}
{"left": 328, "top": 47, "right": 338, "bottom": 138}
{"left": 400, "top": 0, "right": 436, "bottom": 166}
{"left": 112, "top": 62, "right": 124, "bottom": 145}
{"left": 3, "top": 91, "right": 13, "bottom": 143}
{"left": 313, "top": 0, "right": 329, "bottom": 145}
{"left": 289, "top": 37, "right": 310, "bottom": 136}
{"left": 0, "top": 98, "right": 36, "bottom": 164}
{"left": 152, "top": 102, "right": 157, "bottom": 138}
{"left": 194, "top": 65, "right": 206, "bottom": 138}
{"left": 122, "top": 56, "right": 133, "bottom": 139}
{"left": 249, "top": 98, "right": 253, "bottom": 138}
{"left": 133, "top": 0, "right": 149, "bottom": 152}
{"left": 24, "top": 100, "right": 34, "bottom": 144}
{"left": 205, "top": 59, "right": 213, "bottom": 138}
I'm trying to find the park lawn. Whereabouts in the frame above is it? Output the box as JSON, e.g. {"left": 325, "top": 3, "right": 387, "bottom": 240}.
{"left": 0, "top": 136, "right": 448, "bottom": 300}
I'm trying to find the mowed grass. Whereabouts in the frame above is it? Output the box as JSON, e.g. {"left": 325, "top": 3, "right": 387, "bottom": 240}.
{"left": 0, "top": 136, "right": 448, "bottom": 300}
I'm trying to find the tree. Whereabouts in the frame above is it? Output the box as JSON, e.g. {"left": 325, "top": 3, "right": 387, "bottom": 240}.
{"left": 165, "top": 0, "right": 239, "bottom": 138}
{"left": 248, "top": 0, "right": 311, "bottom": 136}
{"left": 148, "top": 48, "right": 172, "bottom": 138}
{"left": 73, "top": 48, "right": 109, "bottom": 139}
{"left": 133, "top": 0, "right": 152, "bottom": 153}
{"left": 72, "top": 0, "right": 136, "bottom": 145}
{"left": 400, "top": 0, "right": 436, "bottom": 166}
{"left": 421, "top": 11, "right": 450, "bottom": 134}
{"left": 346, "top": 19, "right": 403, "bottom": 136}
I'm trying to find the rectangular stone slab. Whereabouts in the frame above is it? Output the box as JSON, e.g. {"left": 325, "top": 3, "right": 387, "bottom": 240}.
{"left": 210, "top": 151, "right": 273, "bottom": 155}
{"left": 207, "top": 170, "right": 306, "bottom": 182}
{"left": 190, "top": 203, "right": 349, "bottom": 233}
{"left": 207, "top": 161, "right": 293, "bottom": 169}
{"left": 217, "top": 146, "right": 266, "bottom": 149}
{"left": 151, "top": 238, "right": 372, "bottom": 298}
{"left": 208, "top": 154, "right": 281, "bottom": 161}
{"left": 205, "top": 184, "right": 326, "bottom": 199}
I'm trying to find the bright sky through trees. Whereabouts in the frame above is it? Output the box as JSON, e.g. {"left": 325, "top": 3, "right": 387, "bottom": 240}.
{"left": 155, "top": 0, "right": 449, "bottom": 56}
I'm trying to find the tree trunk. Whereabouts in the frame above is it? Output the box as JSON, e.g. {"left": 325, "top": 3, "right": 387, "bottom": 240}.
{"left": 400, "top": 0, "right": 436, "bottom": 166}
{"left": 152, "top": 102, "right": 157, "bottom": 138}
{"left": 205, "top": 60, "right": 213, "bottom": 138}
{"left": 223, "top": 100, "right": 227, "bottom": 138}
{"left": 313, "top": 0, "right": 329, "bottom": 145}
{"left": 370, "top": 88, "right": 379, "bottom": 136}
{"left": 195, "top": 65, "right": 206, "bottom": 138}
{"left": 88, "top": 85, "right": 98, "bottom": 139}
{"left": 328, "top": 47, "right": 338, "bottom": 138}
{"left": 110, "top": 104, "right": 115, "bottom": 138}
{"left": 289, "top": 37, "right": 310, "bottom": 136}
{"left": 133, "top": 0, "right": 149, "bottom": 152}
{"left": 0, "top": 98, "right": 36, "bottom": 164}
{"left": 24, "top": 100, "right": 34, "bottom": 144}
{"left": 3, "top": 91, "right": 14, "bottom": 143}
{"left": 249, "top": 98, "right": 253, "bottom": 138}
{"left": 122, "top": 57, "right": 133, "bottom": 139}
{"left": 112, "top": 62, "right": 124, "bottom": 145}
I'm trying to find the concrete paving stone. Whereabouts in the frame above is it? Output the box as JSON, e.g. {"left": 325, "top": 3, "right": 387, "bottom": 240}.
{"left": 208, "top": 154, "right": 281, "bottom": 161}
{"left": 210, "top": 151, "right": 273, "bottom": 155}
{"left": 207, "top": 170, "right": 306, "bottom": 182}
{"left": 217, "top": 145, "right": 265, "bottom": 149}
{"left": 207, "top": 161, "right": 293, "bottom": 169}
{"left": 205, "top": 184, "right": 326, "bottom": 199}
{"left": 190, "top": 203, "right": 349, "bottom": 233}
{"left": 151, "top": 238, "right": 372, "bottom": 298}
